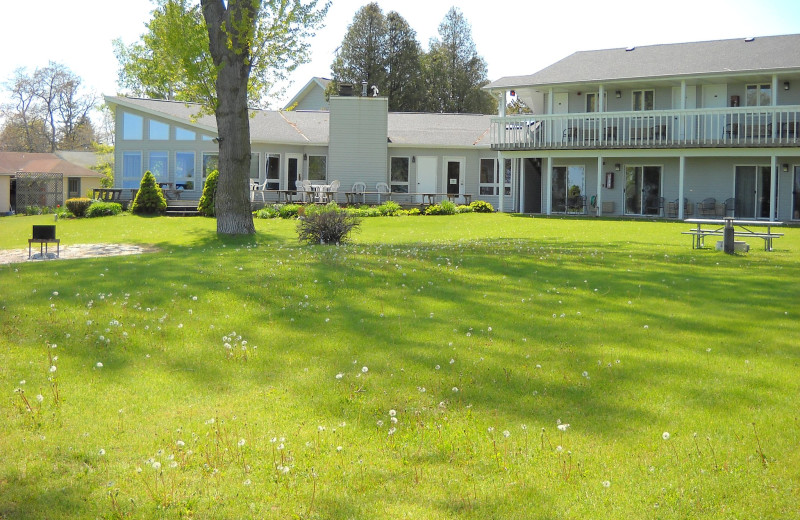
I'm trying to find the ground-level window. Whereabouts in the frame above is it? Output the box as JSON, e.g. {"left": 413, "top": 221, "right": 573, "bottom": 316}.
{"left": 265, "top": 154, "right": 280, "bottom": 189}
{"left": 390, "top": 157, "right": 409, "bottom": 193}
{"left": 308, "top": 155, "right": 327, "bottom": 181}
{"left": 551, "top": 165, "right": 585, "bottom": 213}
{"left": 479, "top": 158, "right": 497, "bottom": 195}
{"left": 67, "top": 177, "right": 81, "bottom": 198}
{"left": 122, "top": 152, "right": 142, "bottom": 188}
{"left": 175, "top": 152, "right": 195, "bottom": 190}
{"left": 202, "top": 153, "right": 218, "bottom": 183}
{"left": 250, "top": 153, "right": 260, "bottom": 182}
{"left": 149, "top": 151, "right": 169, "bottom": 183}
{"left": 624, "top": 165, "right": 661, "bottom": 215}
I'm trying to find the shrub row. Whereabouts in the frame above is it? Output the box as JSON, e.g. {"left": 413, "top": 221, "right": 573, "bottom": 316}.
{"left": 255, "top": 200, "right": 493, "bottom": 219}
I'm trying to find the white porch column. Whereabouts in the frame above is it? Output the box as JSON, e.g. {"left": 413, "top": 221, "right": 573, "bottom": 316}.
{"left": 519, "top": 160, "right": 526, "bottom": 214}
{"left": 498, "top": 151, "right": 505, "bottom": 213}
{"left": 678, "top": 156, "right": 685, "bottom": 220}
{"left": 679, "top": 81, "right": 687, "bottom": 140}
{"left": 545, "top": 156, "right": 553, "bottom": 215}
{"left": 596, "top": 156, "right": 603, "bottom": 216}
{"left": 598, "top": 85, "right": 605, "bottom": 112}
{"left": 771, "top": 155, "right": 777, "bottom": 221}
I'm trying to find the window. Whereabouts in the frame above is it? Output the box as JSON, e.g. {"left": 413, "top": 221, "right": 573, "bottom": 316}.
{"left": 250, "top": 153, "right": 260, "bottom": 181}
{"left": 149, "top": 120, "right": 169, "bottom": 140}
{"left": 122, "top": 152, "right": 142, "bottom": 188}
{"left": 175, "top": 152, "right": 195, "bottom": 190}
{"left": 265, "top": 154, "right": 280, "bottom": 190}
{"left": 122, "top": 112, "right": 143, "bottom": 140}
{"left": 504, "top": 159, "right": 513, "bottom": 196}
{"left": 202, "top": 153, "right": 218, "bottom": 180}
{"left": 746, "top": 84, "right": 771, "bottom": 107}
{"left": 149, "top": 151, "right": 169, "bottom": 182}
{"left": 551, "top": 166, "right": 585, "bottom": 213}
{"left": 308, "top": 155, "right": 327, "bottom": 181}
{"left": 390, "top": 157, "right": 409, "bottom": 193}
{"left": 175, "top": 127, "right": 196, "bottom": 140}
{"left": 586, "top": 93, "right": 598, "bottom": 112}
{"left": 632, "top": 90, "right": 654, "bottom": 111}
{"left": 479, "top": 158, "right": 497, "bottom": 195}
{"left": 68, "top": 178, "right": 80, "bottom": 198}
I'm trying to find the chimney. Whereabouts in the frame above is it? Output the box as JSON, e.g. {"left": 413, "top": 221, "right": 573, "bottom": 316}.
{"left": 338, "top": 83, "right": 353, "bottom": 96}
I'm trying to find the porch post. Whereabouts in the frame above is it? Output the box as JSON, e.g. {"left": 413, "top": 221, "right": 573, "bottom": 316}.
{"left": 596, "top": 156, "right": 603, "bottom": 217}
{"left": 498, "top": 151, "right": 505, "bottom": 213}
{"left": 519, "top": 160, "right": 526, "bottom": 213}
{"left": 545, "top": 156, "right": 553, "bottom": 215}
{"left": 678, "top": 156, "right": 685, "bottom": 220}
{"left": 770, "top": 155, "right": 777, "bottom": 222}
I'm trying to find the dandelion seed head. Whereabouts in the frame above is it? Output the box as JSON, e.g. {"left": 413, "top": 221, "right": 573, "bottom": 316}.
{"left": 662, "top": 432, "right": 670, "bottom": 440}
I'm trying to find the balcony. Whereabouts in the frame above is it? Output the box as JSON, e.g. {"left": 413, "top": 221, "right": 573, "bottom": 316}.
{"left": 491, "top": 106, "right": 800, "bottom": 151}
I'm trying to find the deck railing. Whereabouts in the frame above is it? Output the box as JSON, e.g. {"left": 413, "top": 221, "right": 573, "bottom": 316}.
{"left": 491, "top": 106, "right": 800, "bottom": 150}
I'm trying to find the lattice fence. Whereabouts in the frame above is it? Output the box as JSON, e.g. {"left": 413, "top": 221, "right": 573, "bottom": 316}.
{"left": 15, "top": 172, "right": 63, "bottom": 209}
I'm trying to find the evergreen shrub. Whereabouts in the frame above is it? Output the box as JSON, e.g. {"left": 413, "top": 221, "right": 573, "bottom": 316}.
{"left": 86, "top": 202, "right": 122, "bottom": 217}
{"left": 197, "top": 170, "right": 219, "bottom": 216}
{"left": 130, "top": 171, "right": 167, "bottom": 215}
{"left": 66, "top": 198, "right": 92, "bottom": 217}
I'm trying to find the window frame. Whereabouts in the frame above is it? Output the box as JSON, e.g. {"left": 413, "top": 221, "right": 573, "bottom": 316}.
{"left": 122, "top": 112, "right": 143, "bottom": 140}
{"left": 265, "top": 153, "right": 280, "bottom": 190}
{"left": 632, "top": 89, "right": 655, "bottom": 111}
{"left": 175, "top": 127, "right": 196, "bottom": 141}
{"left": 390, "top": 156, "right": 410, "bottom": 193}
{"left": 175, "top": 151, "right": 196, "bottom": 190}
{"left": 149, "top": 151, "right": 169, "bottom": 183}
{"left": 122, "top": 151, "right": 142, "bottom": 188}
{"left": 307, "top": 155, "right": 327, "bottom": 182}
{"left": 745, "top": 83, "right": 772, "bottom": 107}
{"left": 479, "top": 158, "right": 498, "bottom": 195}
{"left": 149, "top": 120, "right": 169, "bottom": 140}
{"left": 202, "top": 153, "right": 219, "bottom": 181}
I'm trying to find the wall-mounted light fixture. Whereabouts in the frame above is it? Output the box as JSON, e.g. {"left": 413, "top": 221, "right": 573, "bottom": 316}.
{"left": 784, "top": 81, "right": 790, "bottom": 91}
{"left": 615, "top": 90, "right": 622, "bottom": 98}
{"left": 412, "top": 156, "right": 416, "bottom": 163}
{"left": 303, "top": 153, "right": 307, "bottom": 161}
{"left": 212, "top": 137, "right": 223, "bottom": 144}
{"left": 783, "top": 163, "right": 790, "bottom": 172}
{"left": 614, "top": 163, "right": 621, "bottom": 171}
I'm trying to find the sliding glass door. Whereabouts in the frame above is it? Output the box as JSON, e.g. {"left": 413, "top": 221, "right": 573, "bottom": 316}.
{"left": 735, "top": 165, "right": 774, "bottom": 219}
{"left": 624, "top": 166, "right": 661, "bottom": 215}
{"left": 551, "top": 166, "right": 585, "bottom": 213}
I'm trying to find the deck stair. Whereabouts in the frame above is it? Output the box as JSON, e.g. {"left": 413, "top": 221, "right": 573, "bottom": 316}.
{"left": 165, "top": 200, "right": 200, "bottom": 217}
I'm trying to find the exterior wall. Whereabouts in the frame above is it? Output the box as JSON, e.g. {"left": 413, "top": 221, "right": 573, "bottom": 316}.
{"left": 294, "top": 85, "right": 329, "bottom": 111}
{"left": 64, "top": 176, "right": 102, "bottom": 200}
{"left": 0, "top": 176, "right": 9, "bottom": 213}
{"left": 328, "top": 96, "right": 389, "bottom": 198}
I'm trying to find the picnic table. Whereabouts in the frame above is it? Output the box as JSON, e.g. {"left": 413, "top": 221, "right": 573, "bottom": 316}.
{"left": 682, "top": 218, "right": 784, "bottom": 251}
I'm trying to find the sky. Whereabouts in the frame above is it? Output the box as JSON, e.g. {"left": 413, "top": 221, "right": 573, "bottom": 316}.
{"left": 1, "top": 0, "right": 799, "bottom": 116}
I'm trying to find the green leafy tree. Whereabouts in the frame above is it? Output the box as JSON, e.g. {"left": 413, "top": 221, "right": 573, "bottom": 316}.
{"left": 329, "top": 5, "right": 422, "bottom": 111}
{"left": 115, "top": 0, "right": 328, "bottom": 235}
{"left": 422, "top": 7, "right": 495, "bottom": 114}
{"left": 130, "top": 170, "right": 167, "bottom": 215}
{"left": 91, "top": 142, "right": 115, "bottom": 188}
{"left": 198, "top": 169, "right": 219, "bottom": 216}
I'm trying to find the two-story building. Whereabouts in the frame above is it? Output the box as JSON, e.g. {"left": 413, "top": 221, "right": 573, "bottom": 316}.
{"left": 486, "top": 33, "right": 800, "bottom": 221}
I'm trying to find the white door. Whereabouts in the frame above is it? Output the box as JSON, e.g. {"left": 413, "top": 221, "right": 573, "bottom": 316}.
{"left": 553, "top": 92, "right": 569, "bottom": 142}
{"left": 416, "top": 156, "right": 437, "bottom": 203}
{"left": 701, "top": 84, "right": 728, "bottom": 139}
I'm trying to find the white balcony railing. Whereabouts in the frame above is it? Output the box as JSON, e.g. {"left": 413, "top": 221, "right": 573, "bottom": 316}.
{"left": 491, "top": 106, "right": 800, "bottom": 150}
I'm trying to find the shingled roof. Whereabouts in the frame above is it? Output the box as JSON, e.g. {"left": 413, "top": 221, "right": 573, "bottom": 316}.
{"left": 0, "top": 152, "right": 102, "bottom": 177}
{"left": 487, "top": 33, "right": 800, "bottom": 89}
{"left": 105, "top": 96, "right": 493, "bottom": 149}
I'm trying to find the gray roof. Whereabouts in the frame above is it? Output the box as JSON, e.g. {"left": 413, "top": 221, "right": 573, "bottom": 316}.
{"left": 105, "top": 96, "right": 492, "bottom": 149}
{"left": 488, "top": 33, "right": 800, "bottom": 89}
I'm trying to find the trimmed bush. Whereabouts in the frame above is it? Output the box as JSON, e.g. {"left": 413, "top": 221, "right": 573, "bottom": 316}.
{"left": 86, "top": 201, "right": 123, "bottom": 218}
{"left": 455, "top": 204, "right": 474, "bottom": 214}
{"left": 278, "top": 204, "right": 301, "bottom": 219}
{"left": 66, "top": 198, "right": 92, "bottom": 217}
{"left": 425, "top": 200, "right": 457, "bottom": 216}
{"left": 377, "top": 200, "right": 402, "bottom": 216}
{"left": 469, "top": 200, "right": 494, "bottom": 213}
{"left": 130, "top": 170, "right": 167, "bottom": 215}
{"left": 197, "top": 169, "right": 219, "bottom": 217}
{"left": 297, "top": 204, "right": 360, "bottom": 245}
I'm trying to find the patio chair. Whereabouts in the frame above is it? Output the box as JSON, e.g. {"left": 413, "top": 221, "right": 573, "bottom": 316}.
{"left": 698, "top": 198, "right": 716, "bottom": 216}
{"left": 645, "top": 196, "right": 665, "bottom": 217}
{"left": 296, "top": 180, "right": 311, "bottom": 203}
{"left": 724, "top": 197, "right": 736, "bottom": 218}
{"left": 376, "top": 182, "right": 390, "bottom": 204}
{"left": 349, "top": 182, "right": 366, "bottom": 204}
{"left": 323, "top": 179, "right": 340, "bottom": 203}
{"left": 251, "top": 179, "right": 269, "bottom": 202}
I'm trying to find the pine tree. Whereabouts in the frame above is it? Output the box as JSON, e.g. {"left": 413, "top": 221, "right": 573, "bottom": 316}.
{"left": 130, "top": 171, "right": 167, "bottom": 215}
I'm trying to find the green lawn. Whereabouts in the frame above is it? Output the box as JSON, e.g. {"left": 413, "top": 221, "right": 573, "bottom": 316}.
{"left": 1, "top": 213, "right": 799, "bottom": 519}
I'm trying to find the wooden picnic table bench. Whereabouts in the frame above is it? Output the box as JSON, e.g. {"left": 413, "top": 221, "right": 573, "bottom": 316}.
{"left": 682, "top": 218, "right": 784, "bottom": 251}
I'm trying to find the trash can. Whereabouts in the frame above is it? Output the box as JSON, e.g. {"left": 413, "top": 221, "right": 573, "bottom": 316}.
{"left": 723, "top": 218, "right": 735, "bottom": 254}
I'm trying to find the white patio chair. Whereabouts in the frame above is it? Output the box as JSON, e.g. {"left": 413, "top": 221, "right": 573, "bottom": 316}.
{"left": 325, "top": 179, "right": 340, "bottom": 203}
{"left": 296, "top": 180, "right": 310, "bottom": 203}
{"left": 376, "top": 182, "right": 390, "bottom": 204}
{"left": 350, "top": 182, "right": 366, "bottom": 204}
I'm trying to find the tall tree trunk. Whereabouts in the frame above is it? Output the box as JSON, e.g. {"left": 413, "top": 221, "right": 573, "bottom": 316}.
{"left": 201, "top": 0, "right": 256, "bottom": 235}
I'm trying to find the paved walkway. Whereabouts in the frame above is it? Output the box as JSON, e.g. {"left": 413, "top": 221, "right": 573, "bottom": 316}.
{"left": 0, "top": 243, "right": 158, "bottom": 265}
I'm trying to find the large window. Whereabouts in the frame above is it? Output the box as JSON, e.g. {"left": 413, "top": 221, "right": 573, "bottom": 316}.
{"left": 68, "top": 178, "right": 81, "bottom": 198}
{"left": 122, "top": 152, "right": 142, "bottom": 188}
{"left": 746, "top": 84, "right": 772, "bottom": 107}
{"left": 551, "top": 166, "right": 585, "bottom": 214}
{"left": 308, "top": 155, "right": 327, "bottom": 181}
{"left": 479, "top": 158, "right": 497, "bottom": 195}
{"left": 175, "top": 127, "right": 196, "bottom": 140}
{"left": 504, "top": 159, "right": 513, "bottom": 196}
{"left": 632, "top": 90, "right": 655, "bottom": 111}
{"left": 390, "top": 157, "right": 409, "bottom": 193}
{"left": 202, "top": 153, "right": 218, "bottom": 181}
{"left": 122, "top": 112, "right": 143, "bottom": 140}
{"left": 149, "top": 120, "right": 169, "bottom": 140}
{"left": 250, "top": 153, "right": 260, "bottom": 181}
{"left": 175, "top": 152, "right": 195, "bottom": 190}
{"left": 265, "top": 154, "right": 280, "bottom": 189}
{"left": 149, "top": 151, "right": 169, "bottom": 182}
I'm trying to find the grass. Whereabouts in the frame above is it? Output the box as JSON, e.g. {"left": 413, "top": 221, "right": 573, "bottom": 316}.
{"left": 1, "top": 213, "right": 799, "bottom": 519}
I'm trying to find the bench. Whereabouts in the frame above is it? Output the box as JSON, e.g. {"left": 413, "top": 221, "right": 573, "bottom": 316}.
{"left": 29, "top": 225, "right": 59, "bottom": 259}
